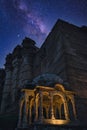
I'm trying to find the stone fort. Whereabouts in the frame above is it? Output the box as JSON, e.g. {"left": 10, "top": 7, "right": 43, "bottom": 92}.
{"left": 0, "top": 19, "right": 87, "bottom": 129}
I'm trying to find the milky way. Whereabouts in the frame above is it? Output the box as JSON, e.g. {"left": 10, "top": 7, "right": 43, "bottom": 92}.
{"left": 1, "top": 0, "right": 49, "bottom": 45}
{"left": 0, "top": 0, "right": 87, "bottom": 68}
{"left": 13, "top": 0, "right": 48, "bottom": 36}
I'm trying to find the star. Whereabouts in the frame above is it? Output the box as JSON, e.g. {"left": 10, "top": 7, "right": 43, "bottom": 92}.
{"left": 17, "top": 34, "right": 20, "bottom": 38}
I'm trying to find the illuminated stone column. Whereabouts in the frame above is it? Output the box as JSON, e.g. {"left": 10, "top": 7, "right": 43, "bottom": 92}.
{"left": 63, "top": 100, "right": 70, "bottom": 120}
{"left": 29, "top": 105, "right": 32, "bottom": 124}
{"left": 71, "top": 96, "right": 77, "bottom": 120}
{"left": 39, "top": 91, "right": 43, "bottom": 122}
{"left": 29, "top": 98, "right": 34, "bottom": 124}
{"left": 35, "top": 97, "right": 39, "bottom": 121}
{"left": 50, "top": 93, "right": 55, "bottom": 119}
{"left": 22, "top": 94, "right": 29, "bottom": 127}
{"left": 54, "top": 106, "right": 57, "bottom": 118}
{"left": 17, "top": 98, "right": 24, "bottom": 127}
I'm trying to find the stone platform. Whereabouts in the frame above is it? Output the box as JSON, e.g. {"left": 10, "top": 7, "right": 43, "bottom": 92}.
{"left": 16, "top": 124, "right": 87, "bottom": 130}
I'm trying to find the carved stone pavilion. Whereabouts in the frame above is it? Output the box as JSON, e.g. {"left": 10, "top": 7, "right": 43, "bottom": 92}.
{"left": 0, "top": 19, "right": 87, "bottom": 129}
{"left": 17, "top": 74, "right": 77, "bottom": 128}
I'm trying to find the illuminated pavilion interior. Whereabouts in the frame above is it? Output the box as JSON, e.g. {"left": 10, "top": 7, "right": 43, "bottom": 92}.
{"left": 17, "top": 82, "right": 77, "bottom": 128}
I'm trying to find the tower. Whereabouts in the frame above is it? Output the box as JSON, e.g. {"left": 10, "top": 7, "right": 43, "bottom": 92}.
{"left": 0, "top": 37, "right": 38, "bottom": 113}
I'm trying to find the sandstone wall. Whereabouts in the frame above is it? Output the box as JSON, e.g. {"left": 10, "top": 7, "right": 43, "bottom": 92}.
{"left": 0, "top": 38, "right": 38, "bottom": 113}
{"left": 58, "top": 21, "right": 87, "bottom": 123}
{"left": 33, "top": 21, "right": 68, "bottom": 82}
{"left": 33, "top": 20, "right": 87, "bottom": 123}
{"left": 0, "top": 20, "right": 87, "bottom": 125}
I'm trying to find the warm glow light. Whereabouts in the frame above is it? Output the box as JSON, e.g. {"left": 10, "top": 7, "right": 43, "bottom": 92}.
{"left": 43, "top": 119, "right": 70, "bottom": 125}
{"left": 18, "top": 84, "right": 76, "bottom": 127}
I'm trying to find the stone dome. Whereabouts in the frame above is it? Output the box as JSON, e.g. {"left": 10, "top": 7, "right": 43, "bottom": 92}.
{"left": 23, "top": 73, "right": 71, "bottom": 90}
{"left": 32, "top": 73, "right": 63, "bottom": 87}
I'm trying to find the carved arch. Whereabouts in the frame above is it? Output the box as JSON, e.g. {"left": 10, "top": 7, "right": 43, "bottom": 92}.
{"left": 55, "top": 84, "right": 65, "bottom": 92}
{"left": 52, "top": 92, "right": 69, "bottom": 120}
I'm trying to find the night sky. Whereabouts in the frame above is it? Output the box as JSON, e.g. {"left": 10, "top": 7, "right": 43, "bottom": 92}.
{"left": 0, "top": 0, "right": 87, "bottom": 68}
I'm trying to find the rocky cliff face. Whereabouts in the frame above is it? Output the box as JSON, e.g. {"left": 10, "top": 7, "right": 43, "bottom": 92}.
{"left": 33, "top": 19, "right": 87, "bottom": 124}
{"left": 0, "top": 37, "right": 38, "bottom": 114}
{"left": 0, "top": 19, "right": 87, "bottom": 126}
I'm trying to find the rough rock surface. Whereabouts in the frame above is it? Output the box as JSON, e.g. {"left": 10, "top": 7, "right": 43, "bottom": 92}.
{"left": 0, "top": 19, "right": 87, "bottom": 127}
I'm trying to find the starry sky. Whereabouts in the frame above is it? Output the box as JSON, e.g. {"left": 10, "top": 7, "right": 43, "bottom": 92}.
{"left": 0, "top": 0, "right": 87, "bottom": 68}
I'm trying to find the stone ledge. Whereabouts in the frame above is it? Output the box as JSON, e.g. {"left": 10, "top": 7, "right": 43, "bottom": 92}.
{"left": 16, "top": 124, "right": 87, "bottom": 130}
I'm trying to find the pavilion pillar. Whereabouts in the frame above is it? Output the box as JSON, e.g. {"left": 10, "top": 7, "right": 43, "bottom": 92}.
{"left": 64, "top": 100, "right": 70, "bottom": 120}
{"left": 35, "top": 97, "right": 38, "bottom": 122}
{"left": 29, "top": 97, "right": 34, "bottom": 124}
{"left": 39, "top": 91, "right": 43, "bottom": 122}
{"left": 71, "top": 96, "right": 77, "bottom": 120}
{"left": 17, "top": 99, "right": 24, "bottom": 127}
{"left": 50, "top": 93, "right": 55, "bottom": 119}
{"left": 29, "top": 105, "right": 32, "bottom": 124}
{"left": 54, "top": 106, "right": 57, "bottom": 118}
{"left": 22, "top": 95, "right": 29, "bottom": 127}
